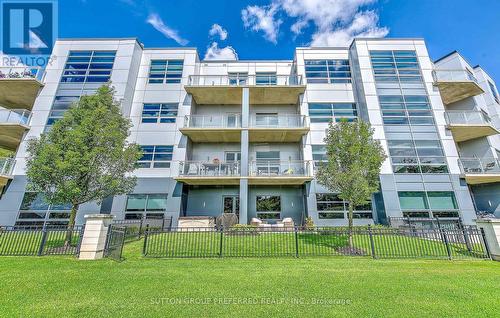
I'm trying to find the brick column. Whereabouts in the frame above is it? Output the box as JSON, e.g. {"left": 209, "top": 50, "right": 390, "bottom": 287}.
{"left": 79, "top": 214, "right": 114, "bottom": 260}
{"left": 476, "top": 218, "right": 500, "bottom": 261}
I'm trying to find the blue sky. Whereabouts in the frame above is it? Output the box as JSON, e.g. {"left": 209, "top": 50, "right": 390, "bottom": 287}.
{"left": 61, "top": 0, "right": 499, "bottom": 80}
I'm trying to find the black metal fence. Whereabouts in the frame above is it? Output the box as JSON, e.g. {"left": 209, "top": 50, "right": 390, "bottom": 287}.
{"left": 389, "top": 217, "right": 463, "bottom": 230}
{"left": 112, "top": 217, "right": 173, "bottom": 241}
{"left": 0, "top": 226, "right": 84, "bottom": 256}
{"left": 105, "top": 226, "right": 125, "bottom": 261}
{"left": 142, "top": 225, "right": 491, "bottom": 260}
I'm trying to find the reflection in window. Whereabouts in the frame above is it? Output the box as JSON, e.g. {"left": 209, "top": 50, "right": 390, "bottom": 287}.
{"left": 398, "top": 191, "right": 459, "bottom": 218}
{"left": 256, "top": 195, "right": 281, "bottom": 219}
{"left": 316, "top": 193, "right": 372, "bottom": 219}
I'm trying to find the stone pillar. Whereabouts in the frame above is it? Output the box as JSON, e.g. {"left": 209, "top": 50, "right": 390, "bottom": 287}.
{"left": 79, "top": 214, "right": 114, "bottom": 260}
{"left": 476, "top": 218, "right": 500, "bottom": 261}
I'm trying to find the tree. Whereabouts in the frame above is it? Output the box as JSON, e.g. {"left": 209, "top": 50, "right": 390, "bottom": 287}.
{"left": 316, "top": 120, "right": 386, "bottom": 248}
{"left": 26, "top": 85, "right": 142, "bottom": 242}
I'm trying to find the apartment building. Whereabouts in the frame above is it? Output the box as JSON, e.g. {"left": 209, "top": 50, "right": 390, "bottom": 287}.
{"left": 0, "top": 37, "right": 498, "bottom": 227}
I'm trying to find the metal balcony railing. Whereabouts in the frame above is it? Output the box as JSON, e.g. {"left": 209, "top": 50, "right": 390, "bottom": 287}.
{"left": 0, "top": 66, "right": 43, "bottom": 81}
{"left": 458, "top": 158, "right": 500, "bottom": 174}
{"left": 178, "top": 161, "right": 240, "bottom": 177}
{"left": 444, "top": 111, "right": 492, "bottom": 126}
{"left": 183, "top": 115, "right": 241, "bottom": 128}
{"left": 0, "top": 109, "right": 31, "bottom": 125}
{"left": 0, "top": 157, "right": 15, "bottom": 176}
{"left": 187, "top": 75, "right": 303, "bottom": 86}
{"left": 250, "top": 114, "right": 308, "bottom": 128}
{"left": 432, "top": 69, "right": 478, "bottom": 83}
{"left": 249, "top": 160, "right": 312, "bottom": 177}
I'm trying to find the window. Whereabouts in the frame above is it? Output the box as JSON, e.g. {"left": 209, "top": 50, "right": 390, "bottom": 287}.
{"left": 17, "top": 192, "right": 72, "bottom": 224}
{"left": 305, "top": 59, "right": 351, "bottom": 83}
{"left": 256, "top": 151, "right": 280, "bottom": 175}
{"left": 125, "top": 194, "right": 167, "bottom": 219}
{"left": 255, "top": 113, "right": 278, "bottom": 126}
{"left": 388, "top": 139, "right": 448, "bottom": 173}
{"left": 148, "top": 60, "right": 183, "bottom": 84}
{"left": 256, "top": 72, "right": 277, "bottom": 85}
{"left": 141, "top": 103, "right": 178, "bottom": 123}
{"left": 47, "top": 96, "right": 80, "bottom": 125}
{"left": 256, "top": 195, "right": 281, "bottom": 219}
{"left": 379, "top": 95, "right": 434, "bottom": 126}
{"left": 488, "top": 81, "right": 499, "bottom": 104}
{"left": 61, "top": 51, "right": 116, "bottom": 83}
{"left": 312, "top": 145, "right": 327, "bottom": 161}
{"left": 370, "top": 51, "right": 422, "bottom": 84}
{"left": 308, "top": 103, "right": 357, "bottom": 123}
{"left": 137, "top": 145, "right": 173, "bottom": 168}
{"left": 225, "top": 152, "right": 241, "bottom": 162}
{"left": 398, "top": 191, "right": 459, "bottom": 218}
{"left": 228, "top": 72, "right": 248, "bottom": 85}
{"left": 316, "top": 193, "right": 372, "bottom": 219}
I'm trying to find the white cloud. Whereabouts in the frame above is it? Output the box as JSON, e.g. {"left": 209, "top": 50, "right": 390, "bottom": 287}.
{"left": 241, "top": 4, "right": 282, "bottom": 44}
{"left": 146, "top": 13, "right": 189, "bottom": 46}
{"left": 209, "top": 24, "right": 228, "bottom": 41}
{"left": 241, "top": 0, "right": 388, "bottom": 46}
{"left": 204, "top": 42, "right": 238, "bottom": 60}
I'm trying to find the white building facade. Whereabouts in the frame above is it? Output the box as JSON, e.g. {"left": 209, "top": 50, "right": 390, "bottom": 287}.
{"left": 0, "top": 37, "right": 498, "bottom": 227}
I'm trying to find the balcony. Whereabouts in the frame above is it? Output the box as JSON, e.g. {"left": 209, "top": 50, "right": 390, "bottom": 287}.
{"left": 0, "top": 109, "right": 31, "bottom": 150}
{"left": 433, "top": 69, "right": 484, "bottom": 104}
{"left": 249, "top": 114, "right": 309, "bottom": 142}
{"left": 444, "top": 111, "right": 499, "bottom": 142}
{"left": 185, "top": 75, "right": 305, "bottom": 105}
{"left": 458, "top": 158, "right": 500, "bottom": 184}
{"left": 179, "top": 115, "right": 242, "bottom": 142}
{"left": 248, "top": 160, "right": 313, "bottom": 185}
{"left": 175, "top": 161, "right": 240, "bottom": 185}
{"left": 0, "top": 157, "right": 15, "bottom": 193}
{"left": 0, "top": 67, "right": 43, "bottom": 110}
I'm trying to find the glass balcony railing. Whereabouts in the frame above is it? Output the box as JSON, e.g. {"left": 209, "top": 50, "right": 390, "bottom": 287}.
{"left": 188, "top": 75, "right": 303, "bottom": 86}
{"left": 249, "top": 160, "right": 312, "bottom": 177}
{"left": 183, "top": 115, "right": 241, "bottom": 128}
{"left": 0, "top": 109, "right": 31, "bottom": 125}
{"left": 250, "top": 114, "right": 308, "bottom": 128}
{"left": 432, "top": 69, "right": 478, "bottom": 83}
{"left": 444, "top": 111, "right": 492, "bottom": 126}
{"left": 0, "top": 157, "right": 15, "bottom": 176}
{"left": 178, "top": 161, "right": 240, "bottom": 177}
{"left": 459, "top": 158, "right": 500, "bottom": 174}
{"left": 0, "top": 66, "right": 43, "bottom": 81}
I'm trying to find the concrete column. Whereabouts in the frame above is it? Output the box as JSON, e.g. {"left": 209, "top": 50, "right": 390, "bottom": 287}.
{"left": 476, "top": 218, "right": 500, "bottom": 261}
{"left": 79, "top": 214, "right": 114, "bottom": 260}
{"left": 239, "top": 87, "right": 250, "bottom": 224}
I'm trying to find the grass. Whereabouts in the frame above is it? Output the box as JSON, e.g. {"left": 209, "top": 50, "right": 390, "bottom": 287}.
{"left": 144, "top": 230, "right": 487, "bottom": 259}
{"left": 0, "top": 239, "right": 498, "bottom": 317}
{"left": 0, "top": 228, "right": 82, "bottom": 256}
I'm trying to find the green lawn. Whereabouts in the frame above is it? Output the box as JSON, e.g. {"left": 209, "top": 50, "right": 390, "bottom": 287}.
{"left": 0, "top": 239, "right": 498, "bottom": 317}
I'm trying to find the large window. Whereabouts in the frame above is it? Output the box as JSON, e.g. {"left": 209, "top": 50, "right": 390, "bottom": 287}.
{"left": 125, "top": 194, "right": 168, "bottom": 219}
{"left": 137, "top": 145, "right": 173, "bottom": 168}
{"left": 148, "top": 60, "right": 183, "bottom": 84}
{"left": 312, "top": 145, "right": 327, "bottom": 161}
{"left": 61, "top": 51, "right": 116, "bottom": 83}
{"left": 308, "top": 103, "right": 357, "bottom": 123}
{"left": 398, "top": 191, "right": 459, "bottom": 218}
{"left": 141, "top": 103, "right": 178, "bottom": 123}
{"left": 488, "top": 81, "right": 499, "bottom": 104}
{"left": 256, "top": 195, "right": 281, "bottom": 219}
{"left": 379, "top": 95, "right": 434, "bottom": 126}
{"left": 388, "top": 140, "right": 448, "bottom": 173}
{"left": 316, "top": 193, "right": 372, "bottom": 219}
{"left": 304, "top": 60, "right": 351, "bottom": 83}
{"left": 16, "top": 192, "right": 71, "bottom": 225}
{"left": 255, "top": 72, "right": 277, "bottom": 85}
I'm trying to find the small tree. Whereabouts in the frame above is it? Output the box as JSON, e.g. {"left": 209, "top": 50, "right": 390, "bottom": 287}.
{"left": 316, "top": 120, "right": 386, "bottom": 248}
{"left": 26, "top": 85, "right": 142, "bottom": 243}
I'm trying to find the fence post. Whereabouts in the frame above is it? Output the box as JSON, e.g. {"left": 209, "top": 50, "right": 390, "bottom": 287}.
{"left": 219, "top": 227, "right": 224, "bottom": 258}
{"left": 294, "top": 227, "right": 299, "bottom": 258}
{"left": 79, "top": 214, "right": 114, "bottom": 260}
{"left": 479, "top": 227, "right": 492, "bottom": 260}
{"left": 37, "top": 226, "right": 48, "bottom": 256}
{"left": 139, "top": 217, "right": 144, "bottom": 239}
{"left": 441, "top": 228, "right": 452, "bottom": 260}
{"left": 142, "top": 224, "right": 149, "bottom": 256}
{"left": 368, "top": 225, "right": 376, "bottom": 259}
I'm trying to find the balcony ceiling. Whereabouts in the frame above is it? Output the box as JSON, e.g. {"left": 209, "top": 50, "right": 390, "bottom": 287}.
{"left": 248, "top": 176, "right": 313, "bottom": 185}
{"left": 464, "top": 174, "right": 500, "bottom": 185}
{"left": 174, "top": 176, "right": 240, "bottom": 185}
{"left": 0, "top": 79, "right": 43, "bottom": 110}
{"left": 249, "top": 128, "right": 309, "bottom": 143}
{"left": 184, "top": 86, "right": 242, "bottom": 105}
{"left": 448, "top": 124, "right": 500, "bottom": 142}
{"left": 435, "top": 81, "right": 484, "bottom": 105}
{"left": 179, "top": 128, "right": 242, "bottom": 142}
{"left": 249, "top": 86, "right": 305, "bottom": 104}
{"left": 0, "top": 123, "right": 29, "bottom": 150}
